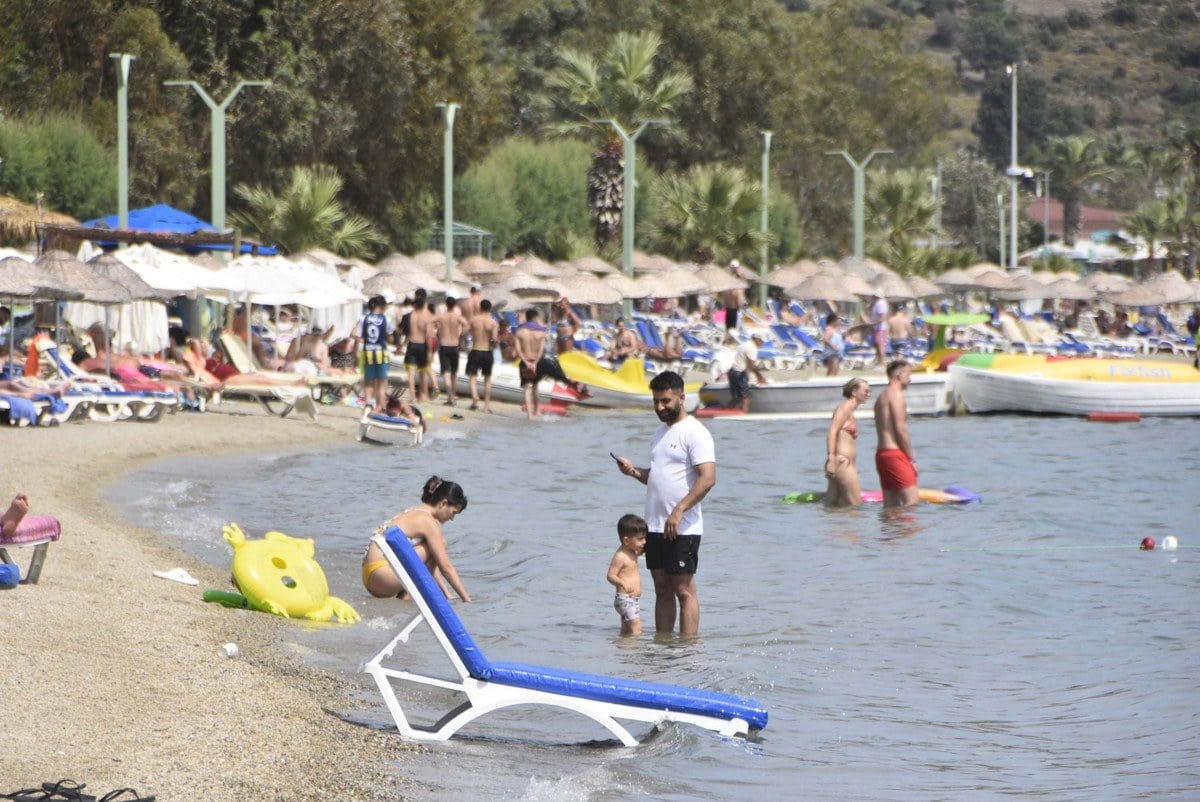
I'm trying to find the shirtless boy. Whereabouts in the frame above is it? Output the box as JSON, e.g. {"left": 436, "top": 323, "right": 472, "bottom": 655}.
{"left": 435, "top": 294, "right": 468, "bottom": 406}
{"left": 465, "top": 299, "right": 499, "bottom": 412}
{"left": 515, "top": 308, "right": 548, "bottom": 419}
{"left": 606, "top": 514, "right": 647, "bottom": 636}
{"left": 404, "top": 289, "right": 437, "bottom": 402}
{"left": 873, "top": 359, "right": 919, "bottom": 508}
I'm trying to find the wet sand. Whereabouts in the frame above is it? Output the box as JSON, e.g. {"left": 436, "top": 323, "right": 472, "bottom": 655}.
{"left": 0, "top": 400, "right": 456, "bottom": 800}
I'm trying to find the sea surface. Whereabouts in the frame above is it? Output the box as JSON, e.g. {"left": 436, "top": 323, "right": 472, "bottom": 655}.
{"left": 110, "top": 410, "right": 1200, "bottom": 801}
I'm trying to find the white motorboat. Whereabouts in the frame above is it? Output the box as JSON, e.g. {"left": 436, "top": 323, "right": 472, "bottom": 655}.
{"left": 698, "top": 372, "right": 952, "bottom": 416}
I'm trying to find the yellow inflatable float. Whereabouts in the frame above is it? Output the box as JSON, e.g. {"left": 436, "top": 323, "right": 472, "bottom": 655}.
{"left": 221, "top": 523, "right": 360, "bottom": 623}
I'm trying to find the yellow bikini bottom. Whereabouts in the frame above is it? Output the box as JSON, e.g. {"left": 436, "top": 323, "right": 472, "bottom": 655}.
{"left": 362, "top": 558, "right": 391, "bottom": 586}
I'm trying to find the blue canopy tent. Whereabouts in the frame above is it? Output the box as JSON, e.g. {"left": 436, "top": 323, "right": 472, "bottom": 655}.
{"left": 82, "top": 204, "right": 277, "bottom": 255}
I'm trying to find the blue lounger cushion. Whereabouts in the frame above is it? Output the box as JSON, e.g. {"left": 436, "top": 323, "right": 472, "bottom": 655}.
{"left": 369, "top": 412, "right": 416, "bottom": 427}
{"left": 382, "top": 527, "right": 767, "bottom": 732}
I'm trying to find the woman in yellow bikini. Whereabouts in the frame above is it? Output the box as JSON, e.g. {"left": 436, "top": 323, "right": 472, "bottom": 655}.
{"left": 362, "top": 476, "right": 472, "bottom": 602}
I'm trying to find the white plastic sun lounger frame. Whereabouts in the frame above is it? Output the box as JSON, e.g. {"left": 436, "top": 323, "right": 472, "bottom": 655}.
{"left": 362, "top": 528, "right": 766, "bottom": 747}
{"left": 356, "top": 409, "right": 422, "bottom": 446}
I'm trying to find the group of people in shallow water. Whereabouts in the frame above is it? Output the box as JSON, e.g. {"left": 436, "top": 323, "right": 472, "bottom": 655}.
{"left": 824, "top": 360, "right": 920, "bottom": 509}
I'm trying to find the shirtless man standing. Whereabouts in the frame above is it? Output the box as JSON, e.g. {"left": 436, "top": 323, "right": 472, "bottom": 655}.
{"left": 404, "top": 289, "right": 437, "bottom": 402}
{"left": 435, "top": 294, "right": 468, "bottom": 406}
{"left": 465, "top": 299, "right": 499, "bottom": 412}
{"left": 605, "top": 318, "right": 640, "bottom": 365}
{"left": 873, "top": 360, "right": 919, "bottom": 508}
{"left": 515, "top": 308, "right": 548, "bottom": 420}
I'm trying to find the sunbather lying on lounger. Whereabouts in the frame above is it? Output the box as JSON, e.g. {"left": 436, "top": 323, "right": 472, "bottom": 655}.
{"left": 187, "top": 337, "right": 306, "bottom": 387}
{"left": 0, "top": 378, "right": 72, "bottom": 400}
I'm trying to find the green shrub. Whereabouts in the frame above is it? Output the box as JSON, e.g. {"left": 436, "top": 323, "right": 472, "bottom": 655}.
{"left": 0, "top": 114, "right": 114, "bottom": 220}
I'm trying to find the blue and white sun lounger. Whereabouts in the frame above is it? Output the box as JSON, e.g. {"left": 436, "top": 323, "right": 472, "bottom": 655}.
{"left": 363, "top": 526, "right": 767, "bottom": 746}
{"left": 356, "top": 409, "right": 423, "bottom": 445}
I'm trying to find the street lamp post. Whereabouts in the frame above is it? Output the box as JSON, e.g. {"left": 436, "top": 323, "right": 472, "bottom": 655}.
{"left": 760, "top": 130, "right": 773, "bottom": 310}
{"left": 997, "top": 193, "right": 1006, "bottom": 268}
{"left": 593, "top": 118, "right": 665, "bottom": 318}
{"left": 826, "top": 149, "right": 892, "bottom": 259}
{"left": 932, "top": 155, "right": 943, "bottom": 249}
{"left": 163, "top": 79, "right": 272, "bottom": 232}
{"left": 1037, "top": 170, "right": 1052, "bottom": 268}
{"left": 436, "top": 102, "right": 460, "bottom": 283}
{"left": 109, "top": 53, "right": 135, "bottom": 231}
{"left": 1003, "top": 65, "right": 1036, "bottom": 272}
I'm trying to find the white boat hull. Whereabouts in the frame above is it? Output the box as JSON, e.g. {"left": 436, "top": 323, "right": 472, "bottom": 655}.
{"left": 698, "top": 373, "right": 952, "bottom": 416}
{"left": 948, "top": 364, "right": 1200, "bottom": 417}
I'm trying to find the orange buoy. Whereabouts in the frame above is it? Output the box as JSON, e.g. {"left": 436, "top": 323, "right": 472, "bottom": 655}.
{"left": 1087, "top": 411, "right": 1140, "bottom": 422}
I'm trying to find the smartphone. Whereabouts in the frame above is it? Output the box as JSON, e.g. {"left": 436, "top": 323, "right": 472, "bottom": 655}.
{"left": 609, "top": 451, "right": 621, "bottom": 462}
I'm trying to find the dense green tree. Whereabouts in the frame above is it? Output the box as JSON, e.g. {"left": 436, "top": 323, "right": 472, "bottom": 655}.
{"left": 975, "top": 68, "right": 1049, "bottom": 169}
{"left": 1119, "top": 200, "right": 1168, "bottom": 268}
{"left": 647, "top": 164, "right": 768, "bottom": 265}
{"left": 228, "top": 164, "right": 385, "bottom": 258}
{"left": 455, "top": 137, "right": 593, "bottom": 259}
{"left": 868, "top": 169, "right": 940, "bottom": 249}
{"left": 542, "top": 30, "right": 692, "bottom": 251}
{"left": 0, "top": 114, "right": 114, "bottom": 220}
{"left": 1042, "top": 136, "right": 1116, "bottom": 245}
{"left": 938, "top": 148, "right": 1009, "bottom": 262}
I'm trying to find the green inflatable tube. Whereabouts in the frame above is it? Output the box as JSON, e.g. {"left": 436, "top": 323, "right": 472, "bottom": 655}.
{"left": 203, "top": 589, "right": 251, "bottom": 608}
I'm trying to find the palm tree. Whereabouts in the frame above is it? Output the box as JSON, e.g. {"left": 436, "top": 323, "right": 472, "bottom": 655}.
{"left": 649, "top": 164, "right": 767, "bottom": 264}
{"left": 229, "top": 165, "right": 384, "bottom": 258}
{"left": 1119, "top": 200, "right": 1167, "bottom": 274}
{"left": 543, "top": 31, "right": 692, "bottom": 252}
{"left": 867, "top": 169, "right": 939, "bottom": 250}
{"left": 1043, "top": 136, "right": 1116, "bottom": 246}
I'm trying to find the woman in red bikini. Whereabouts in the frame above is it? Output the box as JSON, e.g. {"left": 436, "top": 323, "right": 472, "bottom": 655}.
{"left": 824, "top": 378, "right": 870, "bottom": 507}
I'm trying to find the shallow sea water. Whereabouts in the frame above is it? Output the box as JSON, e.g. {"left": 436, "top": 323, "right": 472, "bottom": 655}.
{"left": 111, "top": 411, "right": 1200, "bottom": 800}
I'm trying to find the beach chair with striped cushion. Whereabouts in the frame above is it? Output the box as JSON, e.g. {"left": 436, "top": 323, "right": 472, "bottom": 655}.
{"left": 0, "top": 515, "right": 62, "bottom": 584}
{"left": 363, "top": 526, "right": 767, "bottom": 746}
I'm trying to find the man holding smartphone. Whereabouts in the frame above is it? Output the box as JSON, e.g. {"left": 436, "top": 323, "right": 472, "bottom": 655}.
{"left": 613, "top": 370, "right": 716, "bottom": 635}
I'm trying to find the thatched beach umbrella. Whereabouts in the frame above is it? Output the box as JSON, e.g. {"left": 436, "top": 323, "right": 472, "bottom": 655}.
{"left": 0, "top": 194, "right": 77, "bottom": 244}
{"left": 514, "top": 255, "right": 560, "bottom": 278}
{"left": 840, "top": 255, "right": 893, "bottom": 281}
{"left": 1104, "top": 283, "right": 1167, "bottom": 307}
{"left": 602, "top": 272, "right": 652, "bottom": 299}
{"left": 906, "top": 275, "right": 946, "bottom": 299}
{"left": 871, "top": 273, "right": 916, "bottom": 301}
{"left": 693, "top": 264, "right": 750, "bottom": 294}
{"left": 551, "top": 274, "right": 624, "bottom": 306}
{"left": 572, "top": 255, "right": 618, "bottom": 276}
{"left": 36, "top": 250, "right": 133, "bottom": 375}
{"left": 1046, "top": 276, "right": 1096, "bottom": 302}
{"left": 1142, "top": 269, "right": 1194, "bottom": 304}
{"left": 761, "top": 262, "right": 818, "bottom": 288}
{"left": 783, "top": 274, "right": 862, "bottom": 304}
{"left": 0, "top": 255, "right": 49, "bottom": 374}
{"left": 1081, "top": 271, "right": 1130, "bottom": 294}
{"left": 934, "top": 267, "right": 976, "bottom": 290}
{"left": 969, "top": 268, "right": 1022, "bottom": 292}
{"left": 362, "top": 271, "right": 424, "bottom": 302}
{"left": 88, "top": 254, "right": 177, "bottom": 303}
{"left": 457, "top": 254, "right": 502, "bottom": 280}
{"left": 995, "top": 273, "right": 1055, "bottom": 301}
{"left": 655, "top": 268, "right": 708, "bottom": 296}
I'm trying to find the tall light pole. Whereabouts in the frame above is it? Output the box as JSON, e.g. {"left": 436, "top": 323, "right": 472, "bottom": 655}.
{"left": 759, "top": 130, "right": 773, "bottom": 310}
{"left": 164, "top": 78, "right": 271, "bottom": 232}
{"left": 1003, "top": 64, "right": 1034, "bottom": 272}
{"left": 931, "top": 155, "right": 943, "bottom": 249}
{"left": 593, "top": 118, "right": 665, "bottom": 317}
{"left": 997, "top": 192, "right": 1006, "bottom": 268}
{"left": 436, "top": 102, "right": 459, "bottom": 283}
{"left": 1037, "top": 170, "right": 1052, "bottom": 268}
{"left": 110, "top": 53, "right": 135, "bottom": 231}
{"left": 826, "top": 149, "right": 892, "bottom": 259}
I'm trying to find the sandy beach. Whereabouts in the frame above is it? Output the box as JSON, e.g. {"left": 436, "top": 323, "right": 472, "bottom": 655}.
{"left": 0, "top": 400, "right": 453, "bottom": 800}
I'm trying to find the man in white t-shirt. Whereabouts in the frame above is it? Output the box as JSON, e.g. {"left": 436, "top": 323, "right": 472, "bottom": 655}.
{"left": 870, "top": 291, "right": 889, "bottom": 367}
{"left": 613, "top": 370, "right": 716, "bottom": 635}
{"left": 728, "top": 333, "right": 767, "bottom": 412}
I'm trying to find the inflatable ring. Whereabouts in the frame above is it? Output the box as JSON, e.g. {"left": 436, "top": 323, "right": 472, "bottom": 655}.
{"left": 221, "top": 523, "right": 360, "bottom": 623}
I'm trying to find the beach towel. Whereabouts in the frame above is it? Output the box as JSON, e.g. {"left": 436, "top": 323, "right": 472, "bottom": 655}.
{"left": 0, "top": 394, "right": 38, "bottom": 425}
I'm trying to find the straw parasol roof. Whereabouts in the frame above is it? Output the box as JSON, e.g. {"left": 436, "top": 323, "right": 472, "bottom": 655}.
{"left": 761, "top": 262, "right": 818, "bottom": 288}
{"left": 693, "top": 264, "right": 749, "bottom": 294}
{"left": 0, "top": 255, "right": 45, "bottom": 297}
{"left": 0, "top": 195, "right": 78, "bottom": 243}
{"left": 602, "top": 272, "right": 651, "bottom": 299}
{"left": 840, "top": 255, "right": 893, "bottom": 281}
{"left": 548, "top": 274, "right": 624, "bottom": 305}
{"left": 1080, "top": 271, "right": 1130, "bottom": 293}
{"left": 630, "top": 250, "right": 676, "bottom": 273}
{"left": 457, "top": 254, "right": 502, "bottom": 279}
{"left": 412, "top": 249, "right": 449, "bottom": 269}
{"left": 1046, "top": 276, "right": 1096, "bottom": 301}
{"left": 906, "top": 275, "right": 945, "bottom": 299}
{"left": 32, "top": 250, "right": 106, "bottom": 301}
{"left": 1186, "top": 279, "right": 1200, "bottom": 303}
{"left": 871, "top": 273, "right": 915, "bottom": 301}
{"left": 1142, "top": 269, "right": 1194, "bottom": 304}
{"left": 1104, "top": 283, "right": 1167, "bottom": 307}
{"left": 934, "top": 267, "right": 977, "bottom": 290}
{"left": 495, "top": 270, "right": 561, "bottom": 300}
{"left": 572, "top": 255, "right": 618, "bottom": 275}
{"left": 375, "top": 252, "right": 418, "bottom": 271}
{"left": 783, "top": 274, "right": 862, "bottom": 303}
{"left": 362, "top": 271, "right": 425, "bottom": 300}
{"left": 653, "top": 267, "right": 708, "bottom": 296}
{"left": 86, "top": 254, "right": 176, "bottom": 302}
{"left": 514, "top": 255, "right": 560, "bottom": 278}
{"left": 970, "top": 268, "right": 1022, "bottom": 292}
{"left": 966, "top": 262, "right": 1003, "bottom": 278}
{"left": 995, "top": 273, "right": 1055, "bottom": 301}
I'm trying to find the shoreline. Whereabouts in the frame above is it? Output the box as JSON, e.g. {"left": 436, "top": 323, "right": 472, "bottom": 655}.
{"left": 0, "top": 401, "right": 467, "bottom": 800}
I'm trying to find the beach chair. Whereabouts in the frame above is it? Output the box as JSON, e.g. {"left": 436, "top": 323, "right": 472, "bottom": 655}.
{"left": 218, "top": 331, "right": 359, "bottom": 397}
{"left": 356, "top": 408, "right": 423, "bottom": 446}
{"left": 0, "top": 515, "right": 62, "bottom": 584}
{"left": 36, "top": 340, "right": 175, "bottom": 422}
{"left": 363, "top": 527, "right": 767, "bottom": 746}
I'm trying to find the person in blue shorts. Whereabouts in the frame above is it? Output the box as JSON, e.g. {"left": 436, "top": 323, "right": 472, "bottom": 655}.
{"left": 358, "top": 295, "right": 395, "bottom": 413}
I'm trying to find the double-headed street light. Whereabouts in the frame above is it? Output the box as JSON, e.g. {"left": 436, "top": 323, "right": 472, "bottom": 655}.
{"left": 1005, "top": 64, "right": 1035, "bottom": 271}
{"left": 826, "top": 149, "right": 892, "bottom": 259}
{"left": 164, "top": 79, "right": 272, "bottom": 232}
{"left": 592, "top": 118, "right": 665, "bottom": 317}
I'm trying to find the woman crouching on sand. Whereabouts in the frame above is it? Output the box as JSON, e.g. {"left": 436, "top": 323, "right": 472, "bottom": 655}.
{"left": 824, "top": 378, "right": 871, "bottom": 508}
{"left": 362, "top": 476, "right": 471, "bottom": 602}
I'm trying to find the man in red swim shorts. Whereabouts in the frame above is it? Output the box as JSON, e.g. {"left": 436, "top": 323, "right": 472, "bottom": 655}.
{"left": 874, "top": 360, "right": 919, "bottom": 508}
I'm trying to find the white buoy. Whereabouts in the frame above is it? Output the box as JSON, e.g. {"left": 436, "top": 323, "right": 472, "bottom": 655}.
{"left": 1161, "top": 536, "right": 1178, "bottom": 551}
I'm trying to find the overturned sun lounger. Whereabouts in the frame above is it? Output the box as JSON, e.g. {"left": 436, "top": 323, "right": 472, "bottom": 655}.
{"left": 363, "top": 527, "right": 767, "bottom": 746}
{"left": 356, "top": 409, "right": 423, "bottom": 445}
